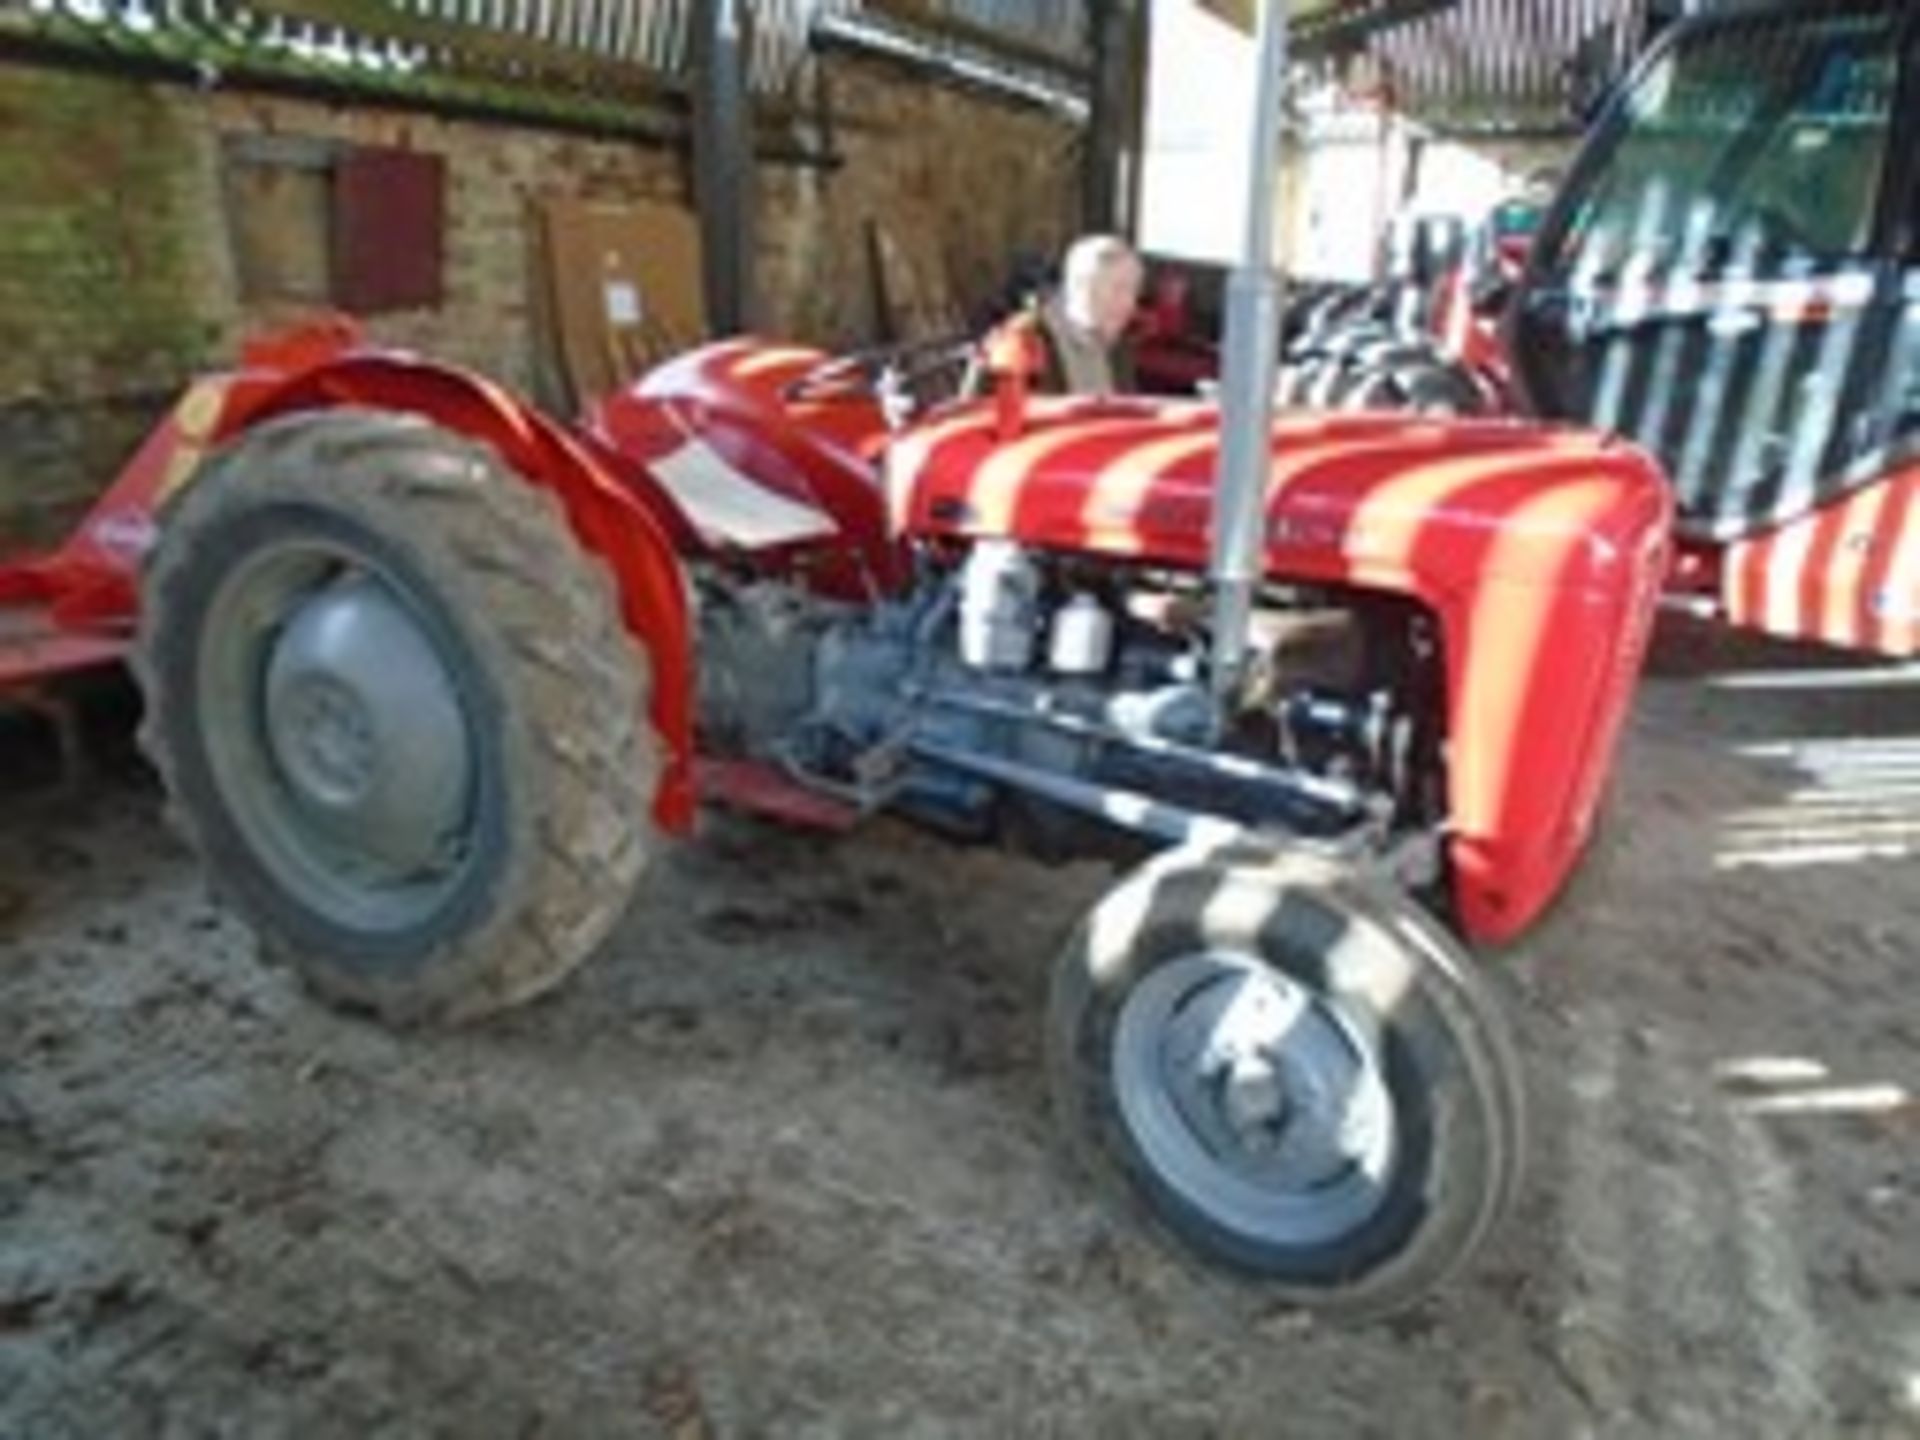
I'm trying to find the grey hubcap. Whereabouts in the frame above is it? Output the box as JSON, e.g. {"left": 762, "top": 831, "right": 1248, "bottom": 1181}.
{"left": 264, "top": 576, "right": 472, "bottom": 874}
{"left": 198, "top": 543, "right": 479, "bottom": 935}
{"left": 1113, "top": 951, "right": 1398, "bottom": 1249}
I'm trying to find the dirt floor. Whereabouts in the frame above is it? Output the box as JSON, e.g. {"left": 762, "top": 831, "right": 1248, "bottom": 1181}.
{"left": 1, "top": 619, "right": 1917, "bottom": 1439}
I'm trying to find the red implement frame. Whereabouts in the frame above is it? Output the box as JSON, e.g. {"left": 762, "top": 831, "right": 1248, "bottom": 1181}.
{"left": 0, "top": 317, "right": 700, "bottom": 832}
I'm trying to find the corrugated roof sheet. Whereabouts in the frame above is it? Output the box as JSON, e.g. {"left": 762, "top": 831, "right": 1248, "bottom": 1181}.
{"left": 7, "top": 0, "right": 1093, "bottom": 102}
{"left": 1368, "top": 0, "right": 1657, "bottom": 132}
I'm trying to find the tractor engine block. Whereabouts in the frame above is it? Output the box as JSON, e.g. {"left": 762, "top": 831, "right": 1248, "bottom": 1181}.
{"left": 693, "top": 546, "right": 1447, "bottom": 865}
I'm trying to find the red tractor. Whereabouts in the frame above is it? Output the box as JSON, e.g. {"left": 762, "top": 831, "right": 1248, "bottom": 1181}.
{"left": 0, "top": 14, "right": 1677, "bottom": 1323}
{"left": 1301, "top": 1, "right": 1920, "bottom": 662}
{"left": 1513, "top": 0, "right": 1920, "bottom": 659}
{"left": 0, "top": 318, "right": 1670, "bottom": 1321}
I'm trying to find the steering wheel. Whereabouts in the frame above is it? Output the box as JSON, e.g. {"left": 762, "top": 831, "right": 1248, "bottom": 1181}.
{"left": 783, "top": 347, "right": 892, "bottom": 405}
{"left": 783, "top": 336, "right": 974, "bottom": 406}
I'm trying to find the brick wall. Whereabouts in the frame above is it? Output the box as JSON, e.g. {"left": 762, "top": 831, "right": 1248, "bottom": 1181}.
{"left": 0, "top": 65, "right": 221, "bottom": 552}
{"left": 0, "top": 54, "right": 1080, "bottom": 552}
{"left": 759, "top": 64, "right": 1080, "bottom": 342}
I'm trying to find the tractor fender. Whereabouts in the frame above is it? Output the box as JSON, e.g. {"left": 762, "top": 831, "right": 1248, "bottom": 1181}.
{"left": 216, "top": 353, "right": 698, "bottom": 834}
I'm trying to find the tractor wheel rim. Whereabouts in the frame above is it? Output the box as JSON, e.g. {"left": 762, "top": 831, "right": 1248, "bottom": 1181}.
{"left": 1113, "top": 951, "right": 1398, "bottom": 1250}
{"left": 198, "top": 539, "right": 478, "bottom": 934}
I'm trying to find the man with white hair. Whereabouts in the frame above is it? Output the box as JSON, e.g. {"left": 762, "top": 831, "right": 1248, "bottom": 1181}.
{"left": 976, "top": 234, "right": 1145, "bottom": 397}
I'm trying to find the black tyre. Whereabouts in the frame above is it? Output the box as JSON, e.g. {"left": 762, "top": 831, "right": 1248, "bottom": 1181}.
{"left": 1302, "top": 357, "right": 1353, "bottom": 411}
{"left": 1395, "top": 361, "right": 1488, "bottom": 417}
{"left": 1328, "top": 354, "right": 1487, "bottom": 418}
{"left": 137, "top": 408, "right": 658, "bottom": 1024}
{"left": 1048, "top": 841, "right": 1524, "bottom": 1322}
{"left": 1326, "top": 361, "right": 1387, "bottom": 412}
{"left": 1275, "top": 362, "right": 1315, "bottom": 409}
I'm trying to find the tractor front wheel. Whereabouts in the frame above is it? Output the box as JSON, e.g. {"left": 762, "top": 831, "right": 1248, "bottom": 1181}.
{"left": 1047, "top": 842, "right": 1523, "bottom": 1321}
{"left": 137, "top": 408, "right": 659, "bottom": 1024}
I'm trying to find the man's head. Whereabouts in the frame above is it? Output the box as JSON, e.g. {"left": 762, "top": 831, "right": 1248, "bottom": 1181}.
{"left": 1059, "top": 234, "right": 1144, "bottom": 345}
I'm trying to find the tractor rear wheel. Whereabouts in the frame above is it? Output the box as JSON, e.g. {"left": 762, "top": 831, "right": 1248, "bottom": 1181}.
{"left": 137, "top": 408, "right": 658, "bottom": 1024}
{"left": 1047, "top": 841, "right": 1523, "bottom": 1322}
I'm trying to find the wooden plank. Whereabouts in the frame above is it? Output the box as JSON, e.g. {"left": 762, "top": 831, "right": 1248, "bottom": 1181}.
{"left": 537, "top": 196, "right": 708, "bottom": 407}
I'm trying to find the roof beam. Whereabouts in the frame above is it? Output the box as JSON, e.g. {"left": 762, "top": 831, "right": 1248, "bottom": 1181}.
{"left": 1294, "top": 0, "right": 1459, "bottom": 58}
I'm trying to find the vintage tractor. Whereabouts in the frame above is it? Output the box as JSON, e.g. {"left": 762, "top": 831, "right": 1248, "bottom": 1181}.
{"left": 0, "top": 8, "right": 1676, "bottom": 1323}
{"left": 0, "top": 307, "right": 1670, "bottom": 1322}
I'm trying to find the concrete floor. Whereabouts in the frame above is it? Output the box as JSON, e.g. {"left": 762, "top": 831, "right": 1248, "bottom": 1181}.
{"left": 1, "top": 621, "right": 1917, "bottom": 1438}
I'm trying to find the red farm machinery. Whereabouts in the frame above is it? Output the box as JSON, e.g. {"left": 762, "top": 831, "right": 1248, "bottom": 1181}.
{"left": 0, "top": 5, "right": 1722, "bottom": 1321}
{"left": 1277, "top": 0, "right": 1920, "bottom": 662}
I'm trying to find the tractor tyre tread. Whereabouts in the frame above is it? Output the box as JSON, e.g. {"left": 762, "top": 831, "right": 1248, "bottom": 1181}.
{"left": 135, "top": 407, "right": 657, "bottom": 1026}
{"left": 1047, "top": 840, "right": 1525, "bottom": 1324}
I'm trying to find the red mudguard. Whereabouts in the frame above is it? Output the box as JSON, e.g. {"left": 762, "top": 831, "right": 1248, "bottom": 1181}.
{"left": 0, "top": 321, "right": 698, "bottom": 832}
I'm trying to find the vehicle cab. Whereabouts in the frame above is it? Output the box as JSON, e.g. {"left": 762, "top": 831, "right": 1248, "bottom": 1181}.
{"left": 1512, "top": 2, "right": 1920, "bottom": 547}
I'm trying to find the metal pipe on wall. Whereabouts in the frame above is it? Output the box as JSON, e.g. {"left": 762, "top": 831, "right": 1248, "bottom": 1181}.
{"left": 810, "top": 9, "right": 1089, "bottom": 118}
{"left": 692, "top": 0, "right": 758, "bottom": 332}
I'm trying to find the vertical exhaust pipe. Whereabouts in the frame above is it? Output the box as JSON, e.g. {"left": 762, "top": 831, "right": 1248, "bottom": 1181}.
{"left": 1208, "top": 0, "right": 1292, "bottom": 714}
